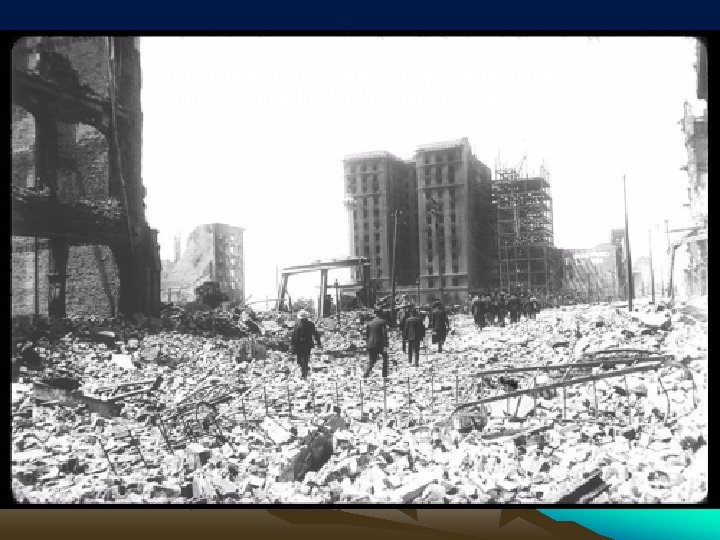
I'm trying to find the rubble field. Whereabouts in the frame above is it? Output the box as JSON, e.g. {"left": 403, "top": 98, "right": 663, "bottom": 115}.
{"left": 11, "top": 299, "right": 708, "bottom": 504}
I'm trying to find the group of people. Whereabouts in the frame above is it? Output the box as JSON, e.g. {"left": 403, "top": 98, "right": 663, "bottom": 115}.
{"left": 288, "top": 301, "right": 452, "bottom": 380}
{"left": 470, "top": 291, "right": 541, "bottom": 329}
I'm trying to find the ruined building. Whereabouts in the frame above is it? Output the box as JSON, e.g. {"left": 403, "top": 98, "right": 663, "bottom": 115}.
{"left": 11, "top": 37, "right": 161, "bottom": 318}
{"left": 161, "top": 224, "right": 245, "bottom": 305}
{"left": 493, "top": 165, "right": 560, "bottom": 293}
{"left": 610, "top": 228, "right": 628, "bottom": 300}
{"left": 677, "top": 40, "right": 708, "bottom": 297}
{"left": 561, "top": 243, "right": 622, "bottom": 301}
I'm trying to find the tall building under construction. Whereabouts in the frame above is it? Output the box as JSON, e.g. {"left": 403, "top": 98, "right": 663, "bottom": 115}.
{"left": 493, "top": 165, "right": 559, "bottom": 292}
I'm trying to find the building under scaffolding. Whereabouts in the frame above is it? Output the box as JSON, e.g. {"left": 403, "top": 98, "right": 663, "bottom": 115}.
{"left": 492, "top": 165, "right": 560, "bottom": 292}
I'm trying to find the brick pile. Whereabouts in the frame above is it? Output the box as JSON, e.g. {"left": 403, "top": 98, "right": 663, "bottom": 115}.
{"left": 11, "top": 300, "right": 708, "bottom": 503}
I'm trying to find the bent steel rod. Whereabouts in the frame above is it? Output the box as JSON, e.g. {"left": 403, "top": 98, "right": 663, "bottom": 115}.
{"left": 450, "top": 362, "right": 668, "bottom": 416}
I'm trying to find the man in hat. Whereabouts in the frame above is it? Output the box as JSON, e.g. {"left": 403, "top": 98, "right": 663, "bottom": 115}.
{"left": 404, "top": 307, "right": 426, "bottom": 367}
{"left": 429, "top": 301, "right": 450, "bottom": 353}
{"left": 290, "top": 310, "right": 321, "bottom": 380}
{"left": 364, "top": 309, "right": 389, "bottom": 378}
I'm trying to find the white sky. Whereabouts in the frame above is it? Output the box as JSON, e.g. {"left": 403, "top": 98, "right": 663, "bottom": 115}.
{"left": 140, "top": 36, "right": 700, "bottom": 304}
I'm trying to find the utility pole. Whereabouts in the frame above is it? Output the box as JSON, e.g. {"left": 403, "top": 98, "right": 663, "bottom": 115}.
{"left": 648, "top": 229, "right": 655, "bottom": 304}
{"left": 390, "top": 209, "right": 398, "bottom": 325}
{"left": 334, "top": 279, "right": 340, "bottom": 326}
{"left": 623, "top": 175, "right": 634, "bottom": 311}
{"left": 429, "top": 199, "right": 444, "bottom": 305}
{"left": 416, "top": 278, "right": 421, "bottom": 307}
{"left": 34, "top": 237, "right": 39, "bottom": 319}
{"left": 664, "top": 219, "right": 671, "bottom": 299}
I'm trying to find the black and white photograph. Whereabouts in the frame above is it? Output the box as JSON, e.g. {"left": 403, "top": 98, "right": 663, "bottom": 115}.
{"left": 10, "top": 36, "right": 708, "bottom": 504}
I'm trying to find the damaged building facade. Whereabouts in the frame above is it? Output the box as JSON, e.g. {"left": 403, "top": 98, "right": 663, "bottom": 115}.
{"left": 676, "top": 40, "right": 708, "bottom": 298}
{"left": 560, "top": 243, "right": 622, "bottom": 302}
{"left": 161, "top": 224, "right": 245, "bottom": 305}
{"left": 11, "top": 36, "right": 161, "bottom": 319}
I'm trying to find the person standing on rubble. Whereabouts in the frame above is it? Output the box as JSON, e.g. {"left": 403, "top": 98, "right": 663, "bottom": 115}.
{"left": 496, "top": 291, "right": 507, "bottom": 327}
{"left": 404, "top": 307, "right": 426, "bottom": 367}
{"left": 508, "top": 291, "right": 520, "bottom": 324}
{"left": 527, "top": 294, "right": 539, "bottom": 319}
{"left": 398, "top": 305, "right": 410, "bottom": 353}
{"left": 471, "top": 295, "right": 485, "bottom": 329}
{"left": 364, "top": 309, "right": 389, "bottom": 378}
{"left": 429, "top": 301, "right": 451, "bottom": 353}
{"left": 290, "top": 310, "right": 322, "bottom": 380}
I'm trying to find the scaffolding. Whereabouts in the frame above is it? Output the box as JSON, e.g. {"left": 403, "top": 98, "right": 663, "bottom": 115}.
{"left": 493, "top": 165, "right": 557, "bottom": 292}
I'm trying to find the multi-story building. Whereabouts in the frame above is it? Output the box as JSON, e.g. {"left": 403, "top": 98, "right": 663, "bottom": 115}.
{"left": 343, "top": 152, "right": 419, "bottom": 293}
{"left": 161, "top": 223, "right": 244, "bottom": 305}
{"left": 415, "top": 138, "right": 494, "bottom": 305}
{"left": 493, "top": 166, "right": 558, "bottom": 292}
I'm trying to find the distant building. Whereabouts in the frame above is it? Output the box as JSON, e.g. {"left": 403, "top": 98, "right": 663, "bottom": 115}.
{"left": 161, "top": 223, "right": 244, "bottom": 304}
{"left": 415, "top": 138, "right": 494, "bottom": 304}
{"left": 344, "top": 138, "right": 496, "bottom": 306}
{"left": 343, "top": 151, "right": 418, "bottom": 293}
{"left": 561, "top": 243, "right": 621, "bottom": 301}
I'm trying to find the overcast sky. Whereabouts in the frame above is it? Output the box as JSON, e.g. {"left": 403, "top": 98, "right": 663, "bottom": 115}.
{"left": 140, "top": 36, "right": 699, "bottom": 304}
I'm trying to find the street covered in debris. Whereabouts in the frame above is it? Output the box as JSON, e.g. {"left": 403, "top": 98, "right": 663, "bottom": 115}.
{"left": 12, "top": 298, "right": 708, "bottom": 504}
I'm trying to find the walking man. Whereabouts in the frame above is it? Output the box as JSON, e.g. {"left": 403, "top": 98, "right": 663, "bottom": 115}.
{"left": 429, "top": 301, "right": 450, "bottom": 353}
{"left": 471, "top": 294, "right": 485, "bottom": 329}
{"left": 290, "top": 310, "right": 321, "bottom": 380}
{"left": 404, "top": 307, "right": 426, "bottom": 367}
{"left": 364, "top": 309, "right": 389, "bottom": 378}
{"left": 398, "top": 305, "right": 410, "bottom": 353}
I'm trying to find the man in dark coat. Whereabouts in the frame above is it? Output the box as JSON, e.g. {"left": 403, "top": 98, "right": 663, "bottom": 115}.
{"left": 364, "top": 309, "right": 389, "bottom": 378}
{"left": 527, "top": 295, "right": 539, "bottom": 319}
{"left": 398, "top": 306, "right": 410, "bottom": 353}
{"left": 471, "top": 295, "right": 485, "bottom": 329}
{"left": 497, "top": 292, "right": 507, "bottom": 327}
{"left": 290, "top": 310, "right": 321, "bottom": 380}
{"left": 404, "top": 307, "right": 426, "bottom": 367}
{"left": 481, "top": 294, "right": 492, "bottom": 326}
{"left": 508, "top": 292, "right": 521, "bottom": 324}
{"left": 429, "top": 301, "right": 450, "bottom": 353}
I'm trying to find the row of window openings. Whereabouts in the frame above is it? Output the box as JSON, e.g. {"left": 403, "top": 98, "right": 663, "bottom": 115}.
{"left": 426, "top": 213, "right": 456, "bottom": 225}
{"left": 348, "top": 182, "right": 380, "bottom": 193}
{"left": 427, "top": 277, "right": 460, "bottom": 287}
{"left": 355, "top": 220, "right": 381, "bottom": 232}
{"left": 348, "top": 163, "right": 381, "bottom": 174}
{"left": 420, "top": 167, "right": 455, "bottom": 185}
{"left": 353, "top": 209, "right": 382, "bottom": 219}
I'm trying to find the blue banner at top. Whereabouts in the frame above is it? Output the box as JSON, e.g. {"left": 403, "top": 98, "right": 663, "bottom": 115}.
{"left": 1, "top": 0, "right": 719, "bottom": 30}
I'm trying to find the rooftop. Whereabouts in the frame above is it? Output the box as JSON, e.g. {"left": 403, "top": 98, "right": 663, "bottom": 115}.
{"left": 343, "top": 150, "right": 399, "bottom": 161}
{"left": 415, "top": 138, "right": 469, "bottom": 153}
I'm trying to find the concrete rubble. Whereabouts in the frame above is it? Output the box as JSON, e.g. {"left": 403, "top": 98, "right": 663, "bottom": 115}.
{"left": 11, "top": 299, "right": 708, "bottom": 503}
